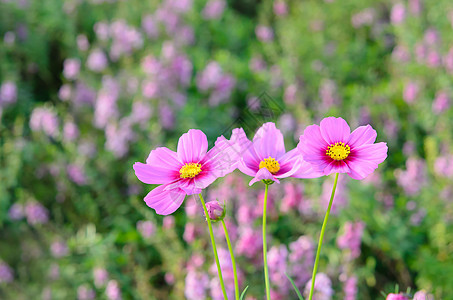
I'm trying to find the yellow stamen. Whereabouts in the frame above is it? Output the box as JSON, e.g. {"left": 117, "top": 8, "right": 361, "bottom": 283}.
{"left": 259, "top": 157, "right": 280, "bottom": 174}
{"left": 179, "top": 163, "right": 202, "bottom": 178}
{"left": 326, "top": 142, "right": 350, "bottom": 161}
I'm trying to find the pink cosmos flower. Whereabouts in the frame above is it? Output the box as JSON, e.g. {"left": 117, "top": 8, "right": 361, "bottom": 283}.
{"left": 134, "top": 129, "right": 241, "bottom": 215}
{"left": 298, "top": 117, "right": 388, "bottom": 180}
{"left": 236, "top": 122, "right": 321, "bottom": 186}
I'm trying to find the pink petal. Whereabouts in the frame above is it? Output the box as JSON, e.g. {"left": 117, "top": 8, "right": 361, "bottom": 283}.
{"left": 249, "top": 167, "right": 279, "bottom": 186}
{"left": 290, "top": 159, "right": 325, "bottom": 178}
{"left": 252, "top": 122, "right": 286, "bottom": 160}
{"left": 298, "top": 124, "right": 329, "bottom": 157}
{"left": 323, "top": 160, "right": 350, "bottom": 176}
{"left": 146, "top": 147, "right": 181, "bottom": 167}
{"left": 177, "top": 129, "right": 208, "bottom": 163}
{"left": 347, "top": 125, "right": 377, "bottom": 149}
{"left": 164, "top": 179, "right": 202, "bottom": 195}
{"left": 346, "top": 142, "right": 388, "bottom": 180}
{"left": 298, "top": 125, "right": 330, "bottom": 173}
{"left": 274, "top": 148, "right": 300, "bottom": 178}
{"left": 236, "top": 129, "right": 261, "bottom": 177}
{"left": 196, "top": 133, "right": 242, "bottom": 189}
{"left": 350, "top": 142, "right": 388, "bottom": 163}
{"left": 319, "top": 117, "right": 350, "bottom": 144}
{"left": 133, "top": 162, "right": 179, "bottom": 184}
{"left": 144, "top": 184, "right": 186, "bottom": 215}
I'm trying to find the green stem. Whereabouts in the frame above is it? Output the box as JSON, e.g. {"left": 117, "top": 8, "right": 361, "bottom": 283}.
{"left": 262, "top": 183, "right": 271, "bottom": 300}
{"left": 308, "top": 173, "right": 339, "bottom": 300}
{"left": 199, "top": 193, "right": 228, "bottom": 300}
{"left": 222, "top": 219, "right": 240, "bottom": 300}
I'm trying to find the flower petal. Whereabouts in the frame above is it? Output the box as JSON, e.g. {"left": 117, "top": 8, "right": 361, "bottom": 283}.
{"left": 146, "top": 147, "right": 181, "bottom": 167}
{"left": 290, "top": 159, "right": 325, "bottom": 179}
{"left": 177, "top": 129, "right": 208, "bottom": 163}
{"left": 196, "top": 131, "right": 243, "bottom": 189}
{"left": 249, "top": 167, "right": 280, "bottom": 186}
{"left": 164, "top": 179, "right": 202, "bottom": 195}
{"left": 298, "top": 125, "right": 330, "bottom": 173}
{"left": 144, "top": 184, "right": 186, "bottom": 215}
{"left": 323, "top": 160, "right": 350, "bottom": 176}
{"left": 133, "top": 161, "right": 179, "bottom": 184}
{"left": 252, "top": 122, "right": 286, "bottom": 160}
{"left": 274, "top": 148, "right": 301, "bottom": 178}
{"left": 346, "top": 142, "right": 388, "bottom": 180}
{"left": 236, "top": 129, "right": 261, "bottom": 177}
{"left": 347, "top": 125, "right": 377, "bottom": 149}
{"left": 319, "top": 117, "right": 350, "bottom": 144}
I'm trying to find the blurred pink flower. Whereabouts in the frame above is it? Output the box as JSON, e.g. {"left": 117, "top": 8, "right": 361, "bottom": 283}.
{"left": 268, "top": 245, "right": 290, "bottom": 294}
{"left": 273, "top": 1, "right": 288, "bottom": 16}
{"left": 255, "top": 25, "right": 274, "bottom": 42}
{"left": 444, "top": 47, "right": 453, "bottom": 73}
{"left": 394, "top": 157, "right": 427, "bottom": 196}
{"left": 288, "top": 236, "right": 314, "bottom": 287}
{"left": 343, "top": 276, "right": 358, "bottom": 300}
{"left": 185, "top": 270, "right": 209, "bottom": 300}
{"left": 106, "top": 280, "right": 122, "bottom": 300}
{"left": 25, "top": 201, "right": 49, "bottom": 225}
{"left": 337, "top": 221, "right": 365, "bottom": 259}
{"left": 413, "top": 290, "right": 434, "bottom": 300}
{"left": 0, "top": 262, "right": 14, "bottom": 283}
{"left": 93, "top": 267, "right": 108, "bottom": 288}
{"left": 63, "top": 58, "right": 81, "bottom": 80}
{"left": 203, "top": 0, "right": 226, "bottom": 19}
{"left": 298, "top": 117, "right": 388, "bottom": 180}
{"left": 408, "top": 0, "right": 421, "bottom": 15}
{"left": 142, "top": 15, "right": 158, "bottom": 38}
{"left": 304, "top": 273, "right": 333, "bottom": 300}
{"left": 0, "top": 81, "right": 17, "bottom": 105}
{"left": 87, "top": 49, "right": 108, "bottom": 72}
{"left": 390, "top": 3, "right": 406, "bottom": 25}
{"left": 63, "top": 121, "right": 79, "bottom": 142}
{"left": 137, "top": 220, "right": 155, "bottom": 239}
{"left": 77, "top": 34, "right": 89, "bottom": 51}
{"left": 403, "top": 81, "right": 419, "bottom": 104}
{"left": 8, "top": 203, "right": 24, "bottom": 220}
{"left": 77, "top": 285, "right": 96, "bottom": 300}
{"left": 50, "top": 241, "right": 69, "bottom": 258}
{"left": 432, "top": 91, "right": 450, "bottom": 114}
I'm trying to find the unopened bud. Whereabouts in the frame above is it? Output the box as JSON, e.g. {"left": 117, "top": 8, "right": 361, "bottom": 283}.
{"left": 205, "top": 201, "right": 225, "bottom": 222}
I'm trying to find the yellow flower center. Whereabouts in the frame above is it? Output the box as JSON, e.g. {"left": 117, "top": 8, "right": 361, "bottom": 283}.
{"left": 179, "top": 163, "right": 202, "bottom": 178}
{"left": 326, "top": 142, "right": 351, "bottom": 161}
{"left": 259, "top": 157, "right": 280, "bottom": 174}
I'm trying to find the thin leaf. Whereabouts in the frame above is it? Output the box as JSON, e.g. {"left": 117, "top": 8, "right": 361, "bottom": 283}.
{"left": 239, "top": 285, "right": 249, "bottom": 300}
{"left": 285, "top": 272, "right": 304, "bottom": 300}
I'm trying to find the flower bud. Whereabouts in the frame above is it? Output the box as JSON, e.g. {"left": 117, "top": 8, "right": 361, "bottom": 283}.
{"left": 205, "top": 201, "right": 225, "bottom": 222}
{"left": 386, "top": 293, "right": 409, "bottom": 300}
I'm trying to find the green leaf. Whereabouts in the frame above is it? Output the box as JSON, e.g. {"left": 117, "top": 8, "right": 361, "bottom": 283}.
{"left": 285, "top": 272, "right": 304, "bottom": 300}
{"left": 239, "top": 285, "right": 249, "bottom": 300}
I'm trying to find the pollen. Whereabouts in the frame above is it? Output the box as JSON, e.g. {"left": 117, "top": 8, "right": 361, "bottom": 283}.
{"left": 326, "top": 142, "right": 351, "bottom": 161}
{"left": 259, "top": 157, "right": 280, "bottom": 174}
{"left": 179, "top": 163, "right": 202, "bottom": 178}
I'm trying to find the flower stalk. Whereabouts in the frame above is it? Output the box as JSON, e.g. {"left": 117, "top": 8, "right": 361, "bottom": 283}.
{"left": 308, "top": 173, "right": 339, "bottom": 300}
{"left": 262, "top": 183, "right": 271, "bottom": 300}
{"left": 222, "top": 219, "right": 240, "bottom": 300}
{"left": 199, "top": 193, "right": 228, "bottom": 299}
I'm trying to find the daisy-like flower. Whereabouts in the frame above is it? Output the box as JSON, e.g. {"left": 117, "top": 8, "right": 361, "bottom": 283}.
{"left": 298, "top": 117, "right": 388, "bottom": 180}
{"left": 236, "top": 122, "right": 321, "bottom": 186}
{"left": 133, "top": 129, "right": 241, "bottom": 215}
